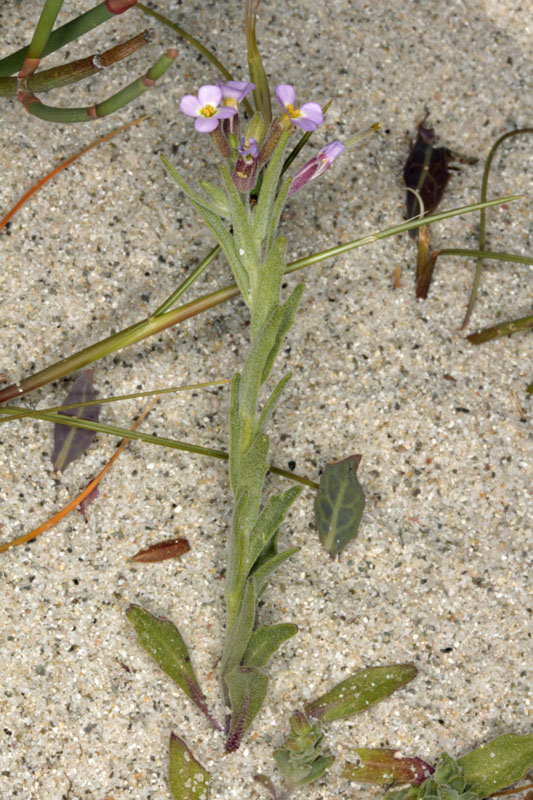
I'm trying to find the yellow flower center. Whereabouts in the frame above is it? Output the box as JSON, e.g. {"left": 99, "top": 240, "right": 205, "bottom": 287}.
{"left": 201, "top": 104, "right": 217, "bottom": 118}
{"left": 285, "top": 103, "right": 302, "bottom": 119}
{"left": 223, "top": 98, "right": 239, "bottom": 110}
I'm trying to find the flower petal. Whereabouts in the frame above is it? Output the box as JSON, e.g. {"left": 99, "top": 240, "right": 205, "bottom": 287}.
{"left": 197, "top": 84, "right": 222, "bottom": 108}
{"left": 299, "top": 102, "right": 324, "bottom": 126}
{"left": 220, "top": 80, "right": 255, "bottom": 101}
{"left": 276, "top": 84, "right": 296, "bottom": 109}
{"left": 320, "top": 141, "right": 346, "bottom": 161}
{"left": 214, "top": 106, "right": 238, "bottom": 119}
{"left": 291, "top": 116, "right": 320, "bottom": 132}
{"left": 195, "top": 117, "right": 219, "bottom": 132}
{"left": 180, "top": 94, "right": 202, "bottom": 117}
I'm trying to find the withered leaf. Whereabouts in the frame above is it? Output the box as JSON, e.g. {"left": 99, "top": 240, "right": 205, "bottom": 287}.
{"left": 52, "top": 370, "right": 101, "bottom": 472}
{"left": 131, "top": 537, "right": 191, "bottom": 563}
{"left": 403, "top": 116, "right": 477, "bottom": 238}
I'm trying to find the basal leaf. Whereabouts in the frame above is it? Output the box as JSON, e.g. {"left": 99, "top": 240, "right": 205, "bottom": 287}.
{"left": 225, "top": 665, "right": 269, "bottom": 752}
{"left": 343, "top": 748, "right": 434, "bottom": 786}
{"left": 126, "top": 605, "right": 220, "bottom": 730}
{"left": 242, "top": 623, "right": 298, "bottom": 668}
{"left": 305, "top": 663, "right": 417, "bottom": 724}
{"left": 52, "top": 370, "right": 100, "bottom": 472}
{"left": 169, "top": 733, "right": 210, "bottom": 800}
{"left": 314, "top": 454, "right": 365, "bottom": 557}
{"left": 458, "top": 734, "right": 533, "bottom": 799}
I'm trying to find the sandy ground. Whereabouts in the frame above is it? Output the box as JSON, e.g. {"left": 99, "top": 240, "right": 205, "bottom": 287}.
{"left": 0, "top": 1, "right": 532, "bottom": 798}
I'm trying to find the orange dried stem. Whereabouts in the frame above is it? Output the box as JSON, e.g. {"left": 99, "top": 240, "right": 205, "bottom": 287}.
{"left": 0, "top": 115, "right": 149, "bottom": 233}
{"left": 0, "top": 397, "right": 158, "bottom": 554}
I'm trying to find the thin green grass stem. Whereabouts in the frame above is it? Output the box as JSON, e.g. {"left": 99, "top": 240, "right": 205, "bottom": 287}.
{"left": 436, "top": 249, "right": 533, "bottom": 266}
{"left": 1, "top": 407, "right": 317, "bottom": 489}
{"left": 153, "top": 245, "right": 221, "bottom": 316}
{"left": 0, "top": 379, "right": 229, "bottom": 423}
{"left": 462, "top": 127, "right": 533, "bottom": 329}
{"left": 0, "top": 194, "right": 519, "bottom": 404}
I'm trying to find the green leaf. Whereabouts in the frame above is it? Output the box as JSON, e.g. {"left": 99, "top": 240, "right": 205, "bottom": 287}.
{"left": 343, "top": 748, "right": 434, "bottom": 786}
{"left": 253, "top": 130, "right": 291, "bottom": 246}
{"left": 251, "top": 547, "right": 300, "bottom": 597}
{"left": 198, "top": 178, "right": 231, "bottom": 218}
{"left": 225, "top": 666, "right": 269, "bottom": 752}
{"left": 274, "top": 748, "right": 335, "bottom": 788}
{"left": 251, "top": 237, "right": 287, "bottom": 337}
{"left": 239, "top": 306, "right": 282, "bottom": 424}
{"left": 220, "top": 164, "right": 260, "bottom": 289}
{"left": 237, "top": 433, "right": 270, "bottom": 539}
{"left": 458, "top": 734, "right": 533, "bottom": 799}
{"left": 257, "top": 373, "right": 292, "bottom": 435}
{"left": 248, "top": 485, "right": 302, "bottom": 568}
{"left": 126, "top": 605, "right": 219, "bottom": 730}
{"left": 160, "top": 154, "right": 250, "bottom": 302}
{"left": 222, "top": 578, "right": 256, "bottom": 676}
{"left": 242, "top": 623, "right": 298, "bottom": 668}
{"left": 265, "top": 177, "right": 292, "bottom": 255}
{"left": 314, "top": 454, "right": 365, "bottom": 557}
{"left": 384, "top": 787, "right": 420, "bottom": 800}
{"left": 305, "top": 663, "right": 418, "bottom": 723}
{"left": 229, "top": 373, "right": 241, "bottom": 494}
{"left": 261, "top": 283, "right": 304, "bottom": 384}
{"left": 169, "top": 733, "right": 210, "bottom": 800}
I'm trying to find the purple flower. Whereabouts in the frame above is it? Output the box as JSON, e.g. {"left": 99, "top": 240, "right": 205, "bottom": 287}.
{"left": 238, "top": 136, "right": 258, "bottom": 160}
{"left": 180, "top": 84, "right": 237, "bottom": 132}
{"left": 233, "top": 137, "right": 259, "bottom": 192}
{"left": 288, "top": 140, "right": 346, "bottom": 195}
{"left": 275, "top": 84, "right": 324, "bottom": 132}
{"left": 217, "top": 80, "right": 255, "bottom": 107}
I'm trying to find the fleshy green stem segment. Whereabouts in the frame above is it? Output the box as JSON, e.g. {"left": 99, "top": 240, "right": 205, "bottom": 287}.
{"left": 19, "top": 49, "right": 177, "bottom": 122}
{"left": 0, "top": 1, "right": 138, "bottom": 78}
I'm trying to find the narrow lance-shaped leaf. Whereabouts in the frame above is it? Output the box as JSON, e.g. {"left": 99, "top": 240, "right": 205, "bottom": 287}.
{"left": 314, "top": 454, "right": 365, "bottom": 557}
{"left": 169, "top": 733, "right": 210, "bottom": 800}
{"left": 242, "top": 623, "right": 298, "bottom": 668}
{"left": 52, "top": 370, "right": 101, "bottom": 472}
{"left": 126, "top": 604, "right": 220, "bottom": 730}
{"left": 458, "top": 733, "right": 533, "bottom": 799}
{"left": 225, "top": 665, "right": 269, "bottom": 752}
{"left": 343, "top": 748, "right": 434, "bottom": 786}
{"left": 305, "top": 663, "right": 417, "bottom": 724}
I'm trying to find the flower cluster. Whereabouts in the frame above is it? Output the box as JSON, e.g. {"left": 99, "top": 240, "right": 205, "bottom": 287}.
{"left": 179, "top": 79, "right": 346, "bottom": 195}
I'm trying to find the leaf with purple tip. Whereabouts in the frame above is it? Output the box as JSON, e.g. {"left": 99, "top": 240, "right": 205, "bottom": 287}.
{"left": 126, "top": 604, "right": 220, "bottom": 731}
{"left": 52, "top": 370, "right": 100, "bottom": 472}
